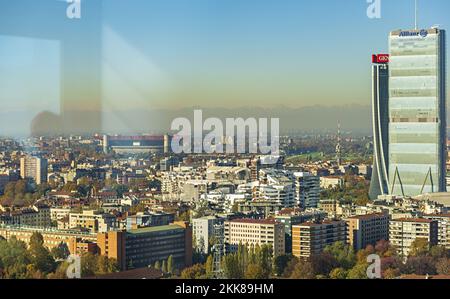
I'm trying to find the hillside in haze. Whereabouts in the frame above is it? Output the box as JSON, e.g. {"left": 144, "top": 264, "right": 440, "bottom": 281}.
{"left": 2, "top": 105, "right": 374, "bottom": 137}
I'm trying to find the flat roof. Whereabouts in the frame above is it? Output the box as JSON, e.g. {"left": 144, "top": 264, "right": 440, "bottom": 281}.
{"left": 391, "top": 218, "right": 434, "bottom": 223}
{"left": 346, "top": 213, "right": 388, "bottom": 220}
{"left": 127, "top": 224, "right": 183, "bottom": 235}
{"left": 227, "top": 218, "right": 276, "bottom": 225}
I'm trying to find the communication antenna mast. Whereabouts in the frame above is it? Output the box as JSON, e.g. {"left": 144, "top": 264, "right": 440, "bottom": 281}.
{"left": 335, "top": 121, "right": 342, "bottom": 166}
{"left": 212, "top": 223, "right": 225, "bottom": 278}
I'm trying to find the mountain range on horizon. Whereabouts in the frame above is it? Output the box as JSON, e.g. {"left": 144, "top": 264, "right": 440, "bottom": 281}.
{"left": 0, "top": 104, "right": 373, "bottom": 137}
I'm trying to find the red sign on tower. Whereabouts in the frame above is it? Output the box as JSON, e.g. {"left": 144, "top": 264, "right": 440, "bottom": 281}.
{"left": 372, "top": 54, "right": 390, "bottom": 64}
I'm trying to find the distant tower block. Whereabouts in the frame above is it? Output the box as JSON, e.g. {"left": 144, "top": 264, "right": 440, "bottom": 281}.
{"left": 103, "top": 134, "right": 109, "bottom": 154}
{"left": 164, "top": 134, "right": 171, "bottom": 154}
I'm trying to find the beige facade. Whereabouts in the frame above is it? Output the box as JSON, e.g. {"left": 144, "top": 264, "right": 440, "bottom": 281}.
{"left": 345, "top": 213, "right": 390, "bottom": 251}
{"left": 20, "top": 156, "right": 47, "bottom": 185}
{"left": 292, "top": 220, "right": 346, "bottom": 259}
{"left": 389, "top": 218, "right": 439, "bottom": 257}
{"left": 69, "top": 210, "right": 117, "bottom": 233}
{"left": 224, "top": 219, "right": 285, "bottom": 256}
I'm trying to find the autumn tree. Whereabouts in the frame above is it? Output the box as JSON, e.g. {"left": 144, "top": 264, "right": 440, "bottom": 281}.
{"left": 29, "top": 232, "right": 56, "bottom": 275}
{"left": 329, "top": 267, "right": 348, "bottom": 279}
{"left": 181, "top": 264, "right": 206, "bottom": 279}
{"left": 289, "top": 259, "right": 315, "bottom": 279}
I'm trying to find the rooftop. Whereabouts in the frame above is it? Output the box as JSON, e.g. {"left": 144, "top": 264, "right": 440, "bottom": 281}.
{"left": 346, "top": 213, "right": 388, "bottom": 220}
{"left": 227, "top": 218, "right": 276, "bottom": 225}
{"left": 127, "top": 224, "right": 184, "bottom": 235}
{"left": 391, "top": 218, "right": 434, "bottom": 224}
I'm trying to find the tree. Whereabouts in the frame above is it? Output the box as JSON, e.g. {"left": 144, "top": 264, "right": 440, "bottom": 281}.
{"left": 402, "top": 256, "right": 436, "bottom": 275}
{"left": 181, "top": 264, "right": 206, "bottom": 279}
{"left": 51, "top": 242, "right": 70, "bottom": 260}
{"left": 258, "top": 244, "right": 272, "bottom": 277}
{"left": 223, "top": 254, "right": 243, "bottom": 279}
{"left": 329, "top": 267, "right": 348, "bottom": 279}
{"left": 383, "top": 268, "right": 401, "bottom": 279}
{"left": 289, "top": 260, "right": 315, "bottom": 279}
{"left": 161, "top": 260, "right": 168, "bottom": 273}
{"left": 154, "top": 260, "right": 161, "bottom": 270}
{"left": 205, "top": 255, "right": 214, "bottom": 278}
{"left": 430, "top": 246, "right": 448, "bottom": 259}
{"left": 81, "top": 253, "right": 98, "bottom": 277}
{"left": 282, "top": 256, "right": 299, "bottom": 278}
{"left": 29, "top": 233, "right": 56, "bottom": 274}
{"left": 311, "top": 253, "right": 338, "bottom": 276}
{"left": 324, "top": 241, "right": 355, "bottom": 269}
{"left": 167, "top": 255, "right": 175, "bottom": 274}
{"left": 374, "top": 239, "right": 396, "bottom": 257}
{"left": 273, "top": 255, "right": 291, "bottom": 277}
{"left": 436, "top": 258, "right": 450, "bottom": 275}
{"left": 0, "top": 237, "right": 32, "bottom": 279}
{"left": 409, "top": 238, "right": 429, "bottom": 257}
{"left": 346, "top": 263, "right": 369, "bottom": 279}
{"left": 96, "top": 255, "right": 118, "bottom": 274}
{"left": 245, "top": 263, "right": 266, "bottom": 279}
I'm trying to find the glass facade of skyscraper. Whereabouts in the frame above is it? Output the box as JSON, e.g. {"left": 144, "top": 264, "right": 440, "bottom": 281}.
{"left": 388, "top": 28, "right": 446, "bottom": 196}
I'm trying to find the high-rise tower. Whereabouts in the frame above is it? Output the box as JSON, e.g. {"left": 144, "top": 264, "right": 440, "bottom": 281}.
{"left": 388, "top": 27, "right": 446, "bottom": 196}
{"left": 369, "top": 54, "right": 390, "bottom": 200}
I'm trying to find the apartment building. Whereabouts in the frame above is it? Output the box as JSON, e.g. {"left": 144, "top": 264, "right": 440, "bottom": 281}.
{"left": 0, "top": 204, "right": 51, "bottom": 227}
{"left": 423, "top": 214, "right": 450, "bottom": 249}
{"left": 345, "top": 213, "right": 390, "bottom": 251}
{"left": 20, "top": 156, "right": 48, "bottom": 185}
{"left": 69, "top": 210, "right": 117, "bottom": 233}
{"left": 98, "top": 221, "right": 192, "bottom": 271}
{"left": 292, "top": 220, "right": 346, "bottom": 259}
{"left": 126, "top": 212, "right": 175, "bottom": 230}
{"left": 275, "top": 208, "right": 327, "bottom": 253}
{"left": 224, "top": 218, "right": 285, "bottom": 256}
{"left": 293, "top": 172, "right": 321, "bottom": 208}
{"left": 389, "top": 218, "right": 439, "bottom": 257}
{"left": 192, "top": 216, "right": 224, "bottom": 254}
{"left": 50, "top": 207, "right": 71, "bottom": 221}
{"left": 0, "top": 226, "right": 97, "bottom": 250}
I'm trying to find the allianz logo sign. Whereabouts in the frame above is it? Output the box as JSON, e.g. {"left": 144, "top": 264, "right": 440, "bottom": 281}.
{"left": 399, "top": 30, "right": 428, "bottom": 38}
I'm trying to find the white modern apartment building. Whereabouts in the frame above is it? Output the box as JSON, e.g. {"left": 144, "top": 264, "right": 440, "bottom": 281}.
{"left": 293, "top": 172, "right": 320, "bottom": 208}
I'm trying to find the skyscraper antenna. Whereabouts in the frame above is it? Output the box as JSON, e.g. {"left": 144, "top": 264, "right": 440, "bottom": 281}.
{"left": 415, "top": 0, "right": 418, "bottom": 30}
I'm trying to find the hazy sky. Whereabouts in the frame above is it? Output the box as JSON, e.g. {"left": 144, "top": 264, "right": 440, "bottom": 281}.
{"left": 0, "top": 0, "right": 449, "bottom": 135}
